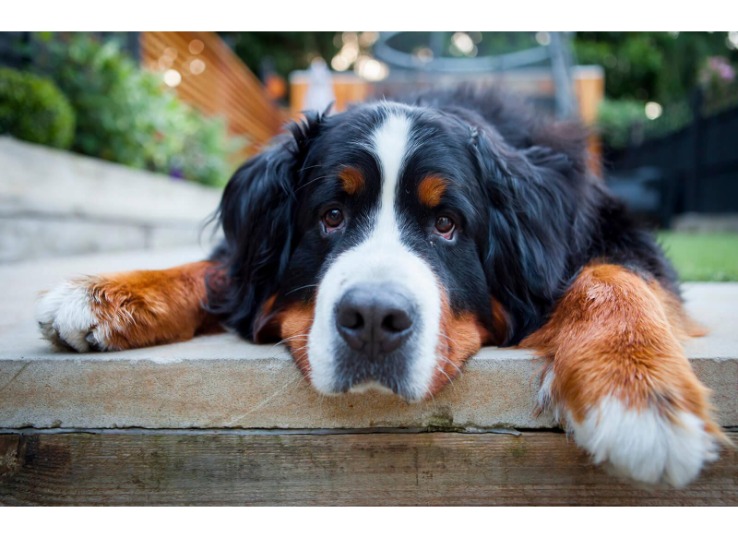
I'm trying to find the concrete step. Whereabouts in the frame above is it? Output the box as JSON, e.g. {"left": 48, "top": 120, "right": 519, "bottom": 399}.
{"left": 0, "top": 248, "right": 736, "bottom": 431}
{"left": 0, "top": 137, "right": 222, "bottom": 262}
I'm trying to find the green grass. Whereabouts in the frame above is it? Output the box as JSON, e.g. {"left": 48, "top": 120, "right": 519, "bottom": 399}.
{"left": 658, "top": 232, "right": 738, "bottom": 282}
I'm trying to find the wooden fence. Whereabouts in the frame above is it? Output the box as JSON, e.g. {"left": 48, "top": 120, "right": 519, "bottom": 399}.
{"left": 140, "top": 32, "right": 285, "bottom": 158}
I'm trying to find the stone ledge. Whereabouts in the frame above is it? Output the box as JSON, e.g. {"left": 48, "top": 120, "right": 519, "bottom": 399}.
{"left": 0, "top": 137, "right": 222, "bottom": 226}
{"left": 0, "top": 248, "right": 735, "bottom": 430}
{"left": 0, "top": 332, "right": 734, "bottom": 430}
{"left": 0, "top": 137, "right": 223, "bottom": 261}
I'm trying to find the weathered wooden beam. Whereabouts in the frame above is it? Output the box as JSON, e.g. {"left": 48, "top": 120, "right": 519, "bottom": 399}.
{"left": 1, "top": 431, "right": 735, "bottom": 506}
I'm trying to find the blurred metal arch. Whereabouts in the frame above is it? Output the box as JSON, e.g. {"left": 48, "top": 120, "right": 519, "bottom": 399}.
{"left": 372, "top": 31, "right": 577, "bottom": 119}
{"left": 373, "top": 31, "right": 551, "bottom": 73}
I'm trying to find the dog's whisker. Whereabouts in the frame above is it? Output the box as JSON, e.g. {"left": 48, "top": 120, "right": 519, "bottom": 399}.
{"left": 287, "top": 344, "right": 310, "bottom": 355}
{"left": 269, "top": 334, "right": 311, "bottom": 352}
{"left": 437, "top": 355, "right": 463, "bottom": 376}
{"left": 285, "top": 284, "right": 320, "bottom": 295}
{"left": 295, "top": 174, "right": 332, "bottom": 192}
{"left": 435, "top": 364, "right": 457, "bottom": 391}
{"left": 436, "top": 360, "right": 459, "bottom": 380}
{"left": 436, "top": 332, "right": 456, "bottom": 344}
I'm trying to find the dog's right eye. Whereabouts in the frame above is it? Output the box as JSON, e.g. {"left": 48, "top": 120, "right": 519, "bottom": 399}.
{"left": 433, "top": 215, "right": 456, "bottom": 240}
{"left": 322, "top": 207, "right": 345, "bottom": 232}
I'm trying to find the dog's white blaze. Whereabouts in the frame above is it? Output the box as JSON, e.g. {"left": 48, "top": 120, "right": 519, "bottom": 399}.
{"left": 307, "top": 110, "right": 442, "bottom": 400}
{"left": 373, "top": 113, "right": 408, "bottom": 232}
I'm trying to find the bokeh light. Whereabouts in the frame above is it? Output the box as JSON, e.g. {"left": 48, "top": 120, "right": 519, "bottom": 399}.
{"left": 414, "top": 47, "right": 434, "bottom": 63}
{"left": 331, "top": 32, "right": 361, "bottom": 72}
{"left": 728, "top": 31, "right": 738, "bottom": 50}
{"left": 189, "top": 59, "right": 206, "bottom": 75}
{"left": 451, "top": 32, "right": 476, "bottom": 56}
{"left": 331, "top": 54, "right": 350, "bottom": 71}
{"left": 359, "top": 32, "right": 379, "bottom": 47}
{"left": 188, "top": 39, "right": 205, "bottom": 55}
{"left": 354, "top": 56, "right": 389, "bottom": 81}
{"left": 645, "top": 101, "right": 663, "bottom": 120}
{"left": 163, "top": 69, "right": 182, "bottom": 87}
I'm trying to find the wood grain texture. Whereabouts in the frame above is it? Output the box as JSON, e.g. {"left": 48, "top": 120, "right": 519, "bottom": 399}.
{"left": 140, "top": 32, "right": 284, "bottom": 159}
{"left": 1, "top": 431, "right": 735, "bottom": 506}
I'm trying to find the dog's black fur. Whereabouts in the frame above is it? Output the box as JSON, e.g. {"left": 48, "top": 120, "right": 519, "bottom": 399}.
{"left": 206, "top": 85, "right": 679, "bottom": 347}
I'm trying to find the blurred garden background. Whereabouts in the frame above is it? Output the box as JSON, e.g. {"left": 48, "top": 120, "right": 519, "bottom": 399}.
{"left": 0, "top": 31, "right": 737, "bottom": 279}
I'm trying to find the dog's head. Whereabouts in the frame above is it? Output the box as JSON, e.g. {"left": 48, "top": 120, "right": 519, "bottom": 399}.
{"left": 210, "top": 98, "right": 584, "bottom": 401}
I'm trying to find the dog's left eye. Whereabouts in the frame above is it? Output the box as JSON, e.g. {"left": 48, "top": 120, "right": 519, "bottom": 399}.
{"left": 322, "top": 207, "right": 345, "bottom": 232}
{"left": 434, "top": 215, "right": 455, "bottom": 239}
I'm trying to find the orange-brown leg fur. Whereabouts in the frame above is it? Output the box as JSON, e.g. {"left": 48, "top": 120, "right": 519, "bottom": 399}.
{"left": 37, "top": 261, "right": 222, "bottom": 352}
{"left": 521, "top": 263, "right": 725, "bottom": 486}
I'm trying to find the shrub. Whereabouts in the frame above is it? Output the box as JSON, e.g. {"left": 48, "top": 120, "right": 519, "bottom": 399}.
{"left": 37, "top": 34, "right": 237, "bottom": 186}
{"left": 174, "top": 114, "right": 239, "bottom": 188}
{"left": 598, "top": 98, "right": 695, "bottom": 150}
{"left": 596, "top": 98, "right": 647, "bottom": 149}
{"left": 0, "top": 67, "right": 75, "bottom": 149}
{"left": 699, "top": 56, "right": 738, "bottom": 114}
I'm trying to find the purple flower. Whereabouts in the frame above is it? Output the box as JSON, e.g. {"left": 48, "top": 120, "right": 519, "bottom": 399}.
{"left": 706, "top": 56, "right": 735, "bottom": 82}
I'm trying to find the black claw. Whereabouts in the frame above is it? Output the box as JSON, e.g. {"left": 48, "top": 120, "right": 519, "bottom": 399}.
{"left": 85, "top": 331, "right": 101, "bottom": 352}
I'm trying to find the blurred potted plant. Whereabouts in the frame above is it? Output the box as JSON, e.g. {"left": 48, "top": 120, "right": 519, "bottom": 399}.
{"left": 0, "top": 66, "right": 75, "bottom": 149}
{"left": 33, "top": 34, "right": 239, "bottom": 187}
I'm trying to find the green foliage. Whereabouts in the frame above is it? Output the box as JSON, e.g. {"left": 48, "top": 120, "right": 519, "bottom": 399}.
{"left": 35, "top": 34, "right": 236, "bottom": 187}
{"left": 173, "top": 114, "right": 239, "bottom": 187}
{"left": 645, "top": 101, "right": 693, "bottom": 138}
{"left": 223, "top": 32, "right": 339, "bottom": 80}
{"left": 597, "top": 98, "right": 694, "bottom": 149}
{"left": 585, "top": 33, "right": 738, "bottom": 149}
{"left": 0, "top": 66, "right": 75, "bottom": 149}
{"left": 596, "top": 98, "right": 646, "bottom": 149}
{"left": 574, "top": 32, "right": 738, "bottom": 104}
{"left": 698, "top": 56, "right": 738, "bottom": 114}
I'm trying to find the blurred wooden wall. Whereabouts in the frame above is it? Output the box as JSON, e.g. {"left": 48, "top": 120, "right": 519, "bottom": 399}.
{"left": 289, "top": 72, "right": 370, "bottom": 116}
{"left": 140, "top": 32, "right": 284, "bottom": 158}
{"left": 290, "top": 68, "right": 605, "bottom": 176}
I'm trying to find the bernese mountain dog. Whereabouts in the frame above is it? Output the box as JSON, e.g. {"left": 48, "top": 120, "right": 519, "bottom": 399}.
{"left": 36, "top": 85, "right": 726, "bottom": 487}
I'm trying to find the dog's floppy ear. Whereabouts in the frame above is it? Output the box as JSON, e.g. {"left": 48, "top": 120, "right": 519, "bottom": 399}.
{"left": 470, "top": 125, "right": 588, "bottom": 344}
{"left": 208, "top": 113, "right": 323, "bottom": 339}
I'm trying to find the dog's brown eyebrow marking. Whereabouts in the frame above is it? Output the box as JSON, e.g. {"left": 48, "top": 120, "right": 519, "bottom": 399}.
{"left": 338, "top": 166, "right": 365, "bottom": 195}
{"left": 418, "top": 175, "right": 447, "bottom": 207}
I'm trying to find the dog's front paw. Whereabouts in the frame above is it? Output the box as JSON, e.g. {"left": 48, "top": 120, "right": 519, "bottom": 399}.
{"left": 569, "top": 395, "right": 720, "bottom": 487}
{"left": 36, "top": 278, "right": 111, "bottom": 352}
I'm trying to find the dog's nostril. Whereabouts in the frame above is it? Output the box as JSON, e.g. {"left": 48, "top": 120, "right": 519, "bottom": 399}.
{"left": 338, "top": 308, "right": 364, "bottom": 330}
{"left": 335, "top": 284, "right": 415, "bottom": 356}
{"left": 381, "top": 310, "right": 412, "bottom": 333}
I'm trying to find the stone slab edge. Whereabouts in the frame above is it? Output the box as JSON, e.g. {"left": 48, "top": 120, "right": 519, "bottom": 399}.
{"left": 0, "top": 336, "right": 735, "bottom": 430}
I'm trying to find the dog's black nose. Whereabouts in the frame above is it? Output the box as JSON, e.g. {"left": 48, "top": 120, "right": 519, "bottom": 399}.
{"left": 335, "top": 284, "right": 414, "bottom": 357}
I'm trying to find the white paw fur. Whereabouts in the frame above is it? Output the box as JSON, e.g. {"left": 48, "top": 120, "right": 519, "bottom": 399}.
{"left": 36, "top": 279, "right": 109, "bottom": 352}
{"left": 538, "top": 372, "right": 719, "bottom": 487}
{"left": 571, "top": 396, "right": 719, "bottom": 487}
